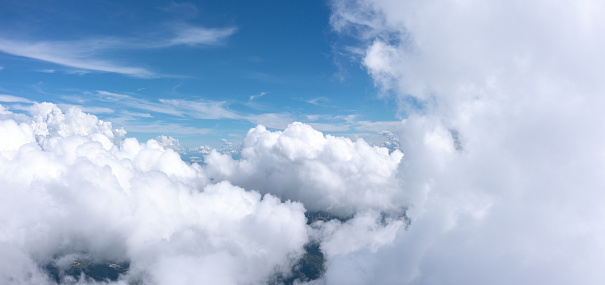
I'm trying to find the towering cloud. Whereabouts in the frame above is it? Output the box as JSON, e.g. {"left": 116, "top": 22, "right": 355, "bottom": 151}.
{"left": 319, "top": 0, "right": 605, "bottom": 284}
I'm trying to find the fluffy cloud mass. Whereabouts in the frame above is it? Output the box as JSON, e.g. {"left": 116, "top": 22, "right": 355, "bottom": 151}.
{"left": 323, "top": 0, "right": 605, "bottom": 284}
{"left": 3, "top": 1, "right": 605, "bottom": 284}
{"left": 0, "top": 104, "right": 406, "bottom": 284}
{"left": 0, "top": 104, "right": 310, "bottom": 285}
{"left": 204, "top": 123, "right": 403, "bottom": 217}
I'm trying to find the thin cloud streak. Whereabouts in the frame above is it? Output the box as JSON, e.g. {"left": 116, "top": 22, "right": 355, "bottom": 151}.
{"left": 0, "top": 95, "right": 32, "bottom": 103}
{"left": 109, "top": 117, "right": 212, "bottom": 135}
{"left": 95, "top": 90, "right": 297, "bottom": 131}
{"left": 0, "top": 24, "right": 236, "bottom": 77}
{"left": 160, "top": 99, "right": 241, "bottom": 120}
{"left": 0, "top": 38, "right": 156, "bottom": 78}
{"left": 249, "top": 92, "right": 268, "bottom": 101}
{"left": 166, "top": 24, "right": 237, "bottom": 47}
{"left": 95, "top": 90, "right": 183, "bottom": 116}
{"left": 56, "top": 103, "right": 115, "bottom": 114}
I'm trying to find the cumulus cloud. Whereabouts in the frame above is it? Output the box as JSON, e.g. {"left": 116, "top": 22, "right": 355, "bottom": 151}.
{"left": 0, "top": 103, "right": 309, "bottom": 284}
{"left": 204, "top": 122, "right": 404, "bottom": 217}
{"left": 321, "top": 0, "right": 605, "bottom": 284}
{"left": 154, "top": 135, "right": 184, "bottom": 152}
{"left": 5, "top": 1, "right": 605, "bottom": 283}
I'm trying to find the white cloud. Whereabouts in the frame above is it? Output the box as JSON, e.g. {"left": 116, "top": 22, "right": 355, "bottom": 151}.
{"left": 97, "top": 91, "right": 266, "bottom": 124}
{"left": 5, "top": 1, "right": 605, "bottom": 283}
{"left": 162, "top": 2, "right": 199, "bottom": 19}
{"left": 0, "top": 23, "right": 236, "bottom": 78}
{"left": 353, "top": 120, "right": 402, "bottom": 132}
{"left": 306, "top": 122, "right": 351, "bottom": 132}
{"left": 0, "top": 103, "right": 415, "bottom": 284}
{"left": 244, "top": 112, "right": 297, "bottom": 129}
{"left": 56, "top": 103, "right": 115, "bottom": 114}
{"left": 0, "top": 103, "right": 309, "bottom": 284}
{"left": 306, "top": 97, "right": 328, "bottom": 106}
{"left": 0, "top": 95, "right": 32, "bottom": 103}
{"left": 204, "top": 122, "right": 404, "bottom": 217}
{"left": 108, "top": 116, "right": 212, "bottom": 135}
{"left": 0, "top": 38, "right": 156, "bottom": 78}
{"left": 96, "top": 90, "right": 183, "bottom": 116}
{"left": 160, "top": 99, "right": 241, "bottom": 120}
{"left": 249, "top": 91, "right": 268, "bottom": 101}
{"left": 322, "top": 0, "right": 605, "bottom": 284}
{"left": 36, "top": 69, "right": 56, "bottom": 73}
{"left": 166, "top": 24, "right": 237, "bottom": 47}
{"left": 155, "top": 135, "right": 183, "bottom": 149}
{"left": 120, "top": 110, "right": 152, "bottom": 118}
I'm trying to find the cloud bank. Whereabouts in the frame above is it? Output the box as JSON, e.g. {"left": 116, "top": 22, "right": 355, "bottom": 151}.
{"left": 0, "top": 104, "right": 310, "bottom": 284}
{"left": 319, "top": 0, "right": 605, "bottom": 284}
{"left": 0, "top": 103, "right": 407, "bottom": 284}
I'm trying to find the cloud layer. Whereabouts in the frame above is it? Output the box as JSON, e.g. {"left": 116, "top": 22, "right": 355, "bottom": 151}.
{"left": 0, "top": 103, "right": 409, "bottom": 284}
{"left": 0, "top": 104, "right": 309, "bottom": 284}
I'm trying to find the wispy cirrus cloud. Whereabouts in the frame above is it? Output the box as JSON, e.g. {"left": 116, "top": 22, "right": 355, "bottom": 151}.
{"left": 0, "top": 94, "right": 32, "bottom": 103}
{"left": 96, "top": 90, "right": 243, "bottom": 120}
{"left": 95, "top": 90, "right": 183, "bottom": 116}
{"left": 245, "top": 113, "right": 297, "bottom": 129}
{"left": 109, "top": 116, "right": 212, "bottom": 135}
{"left": 0, "top": 38, "right": 157, "bottom": 78}
{"left": 93, "top": 90, "right": 323, "bottom": 133}
{"left": 249, "top": 92, "right": 268, "bottom": 101}
{"left": 0, "top": 94, "right": 115, "bottom": 115}
{"left": 161, "top": 2, "right": 199, "bottom": 20}
{"left": 95, "top": 90, "right": 292, "bottom": 129}
{"left": 0, "top": 89, "right": 403, "bottom": 141}
{"left": 165, "top": 24, "right": 237, "bottom": 47}
{"left": 56, "top": 103, "right": 115, "bottom": 114}
{"left": 353, "top": 120, "right": 403, "bottom": 132}
{"left": 0, "top": 23, "right": 236, "bottom": 78}
{"left": 306, "top": 97, "right": 329, "bottom": 106}
{"left": 160, "top": 98, "right": 241, "bottom": 120}
{"left": 120, "top": 110, "right": 153, "bottom": 118}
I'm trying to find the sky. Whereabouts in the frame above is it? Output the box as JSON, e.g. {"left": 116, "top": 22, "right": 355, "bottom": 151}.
{"left": 3, "top": 0, "right": 605, "bottom": 285}
{"left": 0, "top": 0, "right": 400, "bottom": 150}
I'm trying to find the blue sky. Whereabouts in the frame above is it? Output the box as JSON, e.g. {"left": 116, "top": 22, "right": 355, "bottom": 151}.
{"left": 0, "top": 0, "right": 400, "bottom": 148}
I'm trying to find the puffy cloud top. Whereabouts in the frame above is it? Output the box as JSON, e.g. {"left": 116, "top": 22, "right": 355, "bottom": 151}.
{"left": 204, "top": 122, "right": 404, "bottom": 217}
{"left": 0, "top": 103, "right": 309, "bottom": 285}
